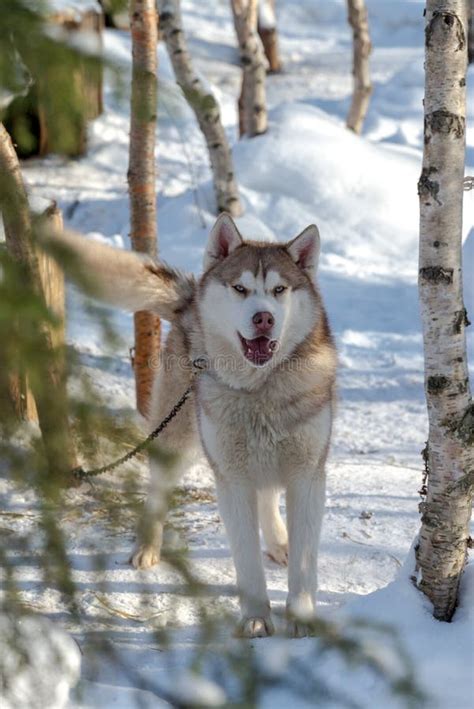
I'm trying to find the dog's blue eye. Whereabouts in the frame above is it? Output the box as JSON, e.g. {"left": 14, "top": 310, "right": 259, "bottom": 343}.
{"left": 233, "top": 284, "right": 247, "bottom": 294}
{"left": 274, "top": 285, "right": 287, "bottom": 295}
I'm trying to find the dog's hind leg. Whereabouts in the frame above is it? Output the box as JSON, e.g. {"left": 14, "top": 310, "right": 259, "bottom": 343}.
{"left": 130, "top": 324, "right": 198, "bottom": 570}
{"left": 130, "top": 446, "right": 181, "bottom": 569}
{"left": 258, "top": 488, "right": 288, "bottom": 566}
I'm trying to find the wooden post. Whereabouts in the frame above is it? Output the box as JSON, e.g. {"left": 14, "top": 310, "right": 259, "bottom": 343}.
{"left": 5, "top": 203, "right": 65, "bottom": 422}
{"left": 0, "top": 122, "right": 76, "bottom": 475}
{"left": 258, "top": 0, "right": 282, "bottom": 74}
{"left": 128, "top": 0, "right": 160, "bottom": 419}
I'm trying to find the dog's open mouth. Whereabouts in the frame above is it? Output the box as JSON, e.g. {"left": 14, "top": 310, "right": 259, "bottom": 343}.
{"left": 239, "top": 333, "right": 277, "bottom": 366}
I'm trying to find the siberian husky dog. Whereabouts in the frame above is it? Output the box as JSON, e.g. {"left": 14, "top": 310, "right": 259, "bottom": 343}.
{"left": 53, "top": 214, "right": 337, "bottom": 637}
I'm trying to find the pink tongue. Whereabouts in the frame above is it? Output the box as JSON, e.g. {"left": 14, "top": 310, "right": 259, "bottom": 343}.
{"left": 248, "top": 336, "right": 271, "bottom": 357}
{"left": 243, "top": 336, "right": 276, "bottom": 364}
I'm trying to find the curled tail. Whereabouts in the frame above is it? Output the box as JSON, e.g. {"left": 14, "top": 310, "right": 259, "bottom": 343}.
{"left": 41, "top": 228, "right": 196, "bottom": 321}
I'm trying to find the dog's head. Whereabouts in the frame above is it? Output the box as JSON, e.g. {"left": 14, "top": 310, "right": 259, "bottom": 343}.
{"left": 198, "top": 214, "right": 322, "bottom": 379}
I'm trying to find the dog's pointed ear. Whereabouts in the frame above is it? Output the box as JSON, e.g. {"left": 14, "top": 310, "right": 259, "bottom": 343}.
{"left": 287, "top": 224, "right": 320, "bottom": 276}
{"left": 204, "top": 213, "right": 243, "bottom": 270}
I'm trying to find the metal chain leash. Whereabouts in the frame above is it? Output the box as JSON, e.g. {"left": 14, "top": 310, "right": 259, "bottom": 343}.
{"left": 71, "top": 358, "right": 207, "bottom": 482}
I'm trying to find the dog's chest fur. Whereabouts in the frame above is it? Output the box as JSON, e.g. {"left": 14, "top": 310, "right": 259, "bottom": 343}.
{"left": 196, "top": 370, "right": 333, "bottom": 486}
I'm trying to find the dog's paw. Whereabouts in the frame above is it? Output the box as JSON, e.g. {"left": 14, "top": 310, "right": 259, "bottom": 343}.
{"left": 265, "top": 541, "right": 289, "bottom": 566}
{"left": 286, "top": 596, "right": 316, "bottom": 638}
{"left": 129, "top": 544, "right": 160, "bottom": 570}
{"left": 286, "top": 619, "right": 312, "bottom": 638}
{"left": 235, "top": 616, "right": 275, "bottom": 639}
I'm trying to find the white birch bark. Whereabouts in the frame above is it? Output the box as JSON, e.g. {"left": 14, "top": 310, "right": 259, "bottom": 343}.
{"left": 159, "top": 0, "right": 241, "bottom": 216}
{"left": 468, "top": 2, "right": 473, "bottom": 63}
{"left": 230, "top": 0, "right": 268, "bottom": 137}
{"left": 416, "top": 0, "right": 473, "bottom": 622}
{"left": 346, "top": 0, "right": 372, "bottom": 134}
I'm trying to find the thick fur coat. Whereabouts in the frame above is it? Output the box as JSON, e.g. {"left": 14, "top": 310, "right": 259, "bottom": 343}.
{"left": 49, "top": 215, "right": 337, "bottom": 637}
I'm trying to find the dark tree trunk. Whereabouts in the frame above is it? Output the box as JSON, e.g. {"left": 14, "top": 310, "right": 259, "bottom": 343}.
{"left": 258, "top": 0, "right": 282, "bottom": 73}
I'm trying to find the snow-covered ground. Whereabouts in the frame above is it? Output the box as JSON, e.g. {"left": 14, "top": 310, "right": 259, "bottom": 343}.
{"left": 2, "top": 0, "right": 474, "bottom": 707}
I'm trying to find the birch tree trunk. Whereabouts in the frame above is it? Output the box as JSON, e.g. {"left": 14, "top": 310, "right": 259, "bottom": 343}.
{"left": 258, "top": 0, "right": 282, "bottom": 74}
{"left": 0, "top": 122, "right": 76, "bottom": 476}
{"left": 416, "top": 0, "right": 473, "bottom": 622}
{"left": 468, "top": 3, "right": 473, "bottom": 63}
{"left": 346, "top": 0, "right": 372, "bottom": 134}
{"left": 128, "top": 0, "right": 160, "bottom": 419}
{"left": 159, "top": 0, "right": 241, "bottom": 216}
{"left": 231, "top": 0, "right": 268, "bottom": 137}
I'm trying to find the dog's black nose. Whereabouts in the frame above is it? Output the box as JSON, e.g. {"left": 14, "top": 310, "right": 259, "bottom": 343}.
{"left": 252, "top": 311, "right": 274, "bottom": 333}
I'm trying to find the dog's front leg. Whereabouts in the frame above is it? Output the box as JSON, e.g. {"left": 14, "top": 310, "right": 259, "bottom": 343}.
{"left": 286, "top": 469, "right": 326, "bottom": 637}
{"left": 215, "top": 477, "right": 274, "bottom": 638}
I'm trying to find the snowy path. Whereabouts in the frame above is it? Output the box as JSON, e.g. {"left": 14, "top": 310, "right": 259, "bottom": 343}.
{"left": 2, "top": 0, "right": 473, "bottom": 707}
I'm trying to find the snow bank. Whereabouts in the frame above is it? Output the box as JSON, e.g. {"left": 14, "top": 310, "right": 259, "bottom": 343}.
{"left": 342, "top": 551, "right": 474, "bottom": 709}
{"left": 172, "top": 671, "right": 226, "bottom": 706}
{"left": 0, "top": 613, "right": 81, "bottom": 709}
{"left": 47, "top": 0, "right": 101, "bottom": 15}
{"left": 257, "top": 552, "right": 474, "bottom": 709}
{"left": 235, "top": 102, "right": 470, "bottom": 284}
